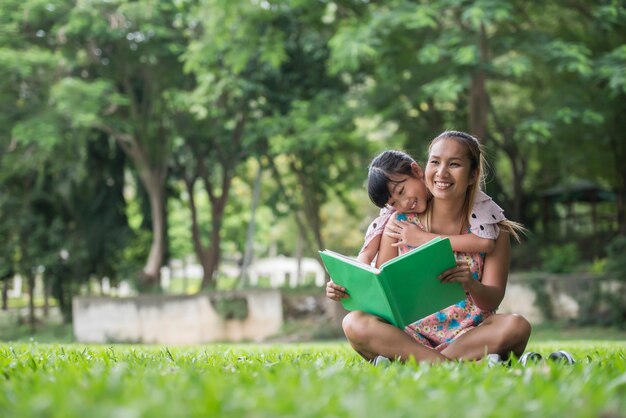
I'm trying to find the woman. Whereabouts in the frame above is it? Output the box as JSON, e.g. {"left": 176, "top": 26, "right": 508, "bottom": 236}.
{"left": 327, "top": 131, "right": 531, "bottom": 364}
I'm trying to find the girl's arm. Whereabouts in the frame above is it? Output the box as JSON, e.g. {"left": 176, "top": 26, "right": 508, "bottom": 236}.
{"left": 431, "top": 231, "right": 495, "bottom": 253}
{"left": 386, "top": 219, "right": 495, "bottom": 253}
{"left": 439, "top": 232, "right": 510, "bottom": 311}
{"left": 357, "top": 234, "right": 381, "bottom": 265}
{"left": 375, "top": 226, "right": 399, "bottom": 268}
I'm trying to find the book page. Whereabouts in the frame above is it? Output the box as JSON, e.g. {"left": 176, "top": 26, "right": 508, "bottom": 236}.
{"left": 319, "top": 250, "right": 395, "bottom": 325}
{"left": 320, "top": 250, "right": 380, "bottom": 274}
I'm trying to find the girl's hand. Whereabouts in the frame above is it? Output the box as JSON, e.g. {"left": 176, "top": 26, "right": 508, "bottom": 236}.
{"left": 326, "top": 279, "right": 349, "bottom": 301}
{"left": 438, "top": 261, "right": 474, "bottom": 290}
{"left": 384, "top": 219, "right": 432, "bottom": 248}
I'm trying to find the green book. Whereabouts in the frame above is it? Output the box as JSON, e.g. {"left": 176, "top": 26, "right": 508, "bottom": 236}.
{"left": 319, "top": 237, "right": 465, "bottom": 328}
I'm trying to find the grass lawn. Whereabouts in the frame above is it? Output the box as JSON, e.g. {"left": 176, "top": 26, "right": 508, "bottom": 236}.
{"left": 0, "top": 340, "right": 624, "bottom": 418}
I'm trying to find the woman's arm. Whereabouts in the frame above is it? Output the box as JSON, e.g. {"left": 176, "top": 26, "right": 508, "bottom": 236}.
{"left": 438, "top": 232, "right": 509, "bottom": 311}
{"left": 462, "top": 232, "right": 510, "bottom": 310}
{"left": 386, "top": 219, "right": 495, "bottom": 253}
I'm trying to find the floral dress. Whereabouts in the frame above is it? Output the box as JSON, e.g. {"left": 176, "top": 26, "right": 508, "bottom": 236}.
{"left": 397, "top": 213, "right": 494, "bottom": 352}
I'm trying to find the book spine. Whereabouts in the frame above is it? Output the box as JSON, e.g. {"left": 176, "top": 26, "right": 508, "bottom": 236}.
{"left": 378, "top": 272, "right": 404, "bottom": 328}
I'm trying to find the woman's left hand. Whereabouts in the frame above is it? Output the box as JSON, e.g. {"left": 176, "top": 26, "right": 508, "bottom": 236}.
{"left": 438, "top": 261, "right": 474, "bottom": 290}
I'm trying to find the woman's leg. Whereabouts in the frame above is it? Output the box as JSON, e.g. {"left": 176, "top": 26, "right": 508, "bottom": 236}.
{"left": 440, "top": 313, "right": 531, "bottom": 361}
{"left": 342, "top": 311, "right": 449, "bottom": 363}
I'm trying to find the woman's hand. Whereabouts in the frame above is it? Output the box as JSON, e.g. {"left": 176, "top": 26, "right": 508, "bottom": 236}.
{"left": 438, "top": 261, "right": 475, "bottom": 291}
{"left": 384, "top": 219, "right": 434, "bottom": 248}
{"left": 326, "top": 279, "right": 349, "bottom": 301}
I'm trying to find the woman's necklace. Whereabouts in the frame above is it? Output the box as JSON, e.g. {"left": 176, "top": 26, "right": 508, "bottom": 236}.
{"left": 425, "top": 207, "right": 466, "bottom": 235}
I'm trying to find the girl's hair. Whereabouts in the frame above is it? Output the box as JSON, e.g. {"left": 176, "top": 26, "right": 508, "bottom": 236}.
{"left": 367, "top": 150, "right": 416, "bottom": 208}
{"left": 428, "top": 130, "right": 525, "bottom": 241}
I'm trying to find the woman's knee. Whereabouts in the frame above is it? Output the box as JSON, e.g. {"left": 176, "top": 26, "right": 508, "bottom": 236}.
{"left": 498, "top": 314, "right": 531, "bottom": 347}
{"left": 342, "top": 311, "right": 376, "bottom": 343}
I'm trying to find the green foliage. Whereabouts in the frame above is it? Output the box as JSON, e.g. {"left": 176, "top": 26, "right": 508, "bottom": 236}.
{"left": 117, "top": 229, "right": 152, "bottom": 285}
{"left": 605, "top": 235, "right": 626, "bottom": 282}
{"left": 1, "top": 0, "right": 626, "bottom": 303}
{"left": 542, "top": 40, "right": 593, "bottom": 77}
{"left": 0, "top": 343, "right": 624, "bottom": 417}
{"left": 588, "top": 258, "right": 608, "bottom": 274}
{"left": 50, "top": 78, "right": 127, "bottom": 128}
{"left": 597, "top": 45, "right": 626, "bottom": 96}
{"left": 601, "top": 235, "right": 626, "bottom": 326}
{"left": 539, "top": 243, "right": 581, "bottom": 274}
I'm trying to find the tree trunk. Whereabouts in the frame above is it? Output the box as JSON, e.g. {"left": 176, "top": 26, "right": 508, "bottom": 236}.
{"left": 239, "top": 163, "right": 263, "bottom": 288}
{"left": 267, "top": 156, "right": 315, "bottom": 253}
{"left": 295, "top": 235, "right": 303, "bottom": 287}
{"left": 107, "top": 129, "right": 168, "bottom": 293}
{"left": 185, "top": 175, "right": 223, "bottom": 291}
{"left": 486, "top": 91, "right": 527, "bottom": 221}
{"left": 27, "top": 273, "right": 35, "bottom": 330}
{"left": 293, "top": 161, "right": 325, "bottom": 255}
{"left": 609, "top": 133, "right": 626, "bottom": 234}
{"left": 43, "top": 277, "right": 50, "bottom": 318}
{"left": 201, "top": 241, "right": 219, "bottom": 290}
{"left": 200, "top": 215, "right": 223, "bottom": 290}
{"left": 469, "top": 23, "right": 489, "bottom": 140}
{"left": 198, "top": 164, "right": 233, "bottom": 291}
{"left": 2, "top": 280, "right": 8, "bottom": 311}
{"left": 138, "top": 168, "right": 166, "bottom": 291}
{"left": 616, "top": 189, "right": 625, "bottom": 235}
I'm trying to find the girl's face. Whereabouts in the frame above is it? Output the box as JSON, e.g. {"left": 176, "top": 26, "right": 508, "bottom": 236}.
{"left": 425, "top": 138, "right": 476, "bottom": 202}
{"left": 386, "top": 162, "right": 430, "bottom": 213}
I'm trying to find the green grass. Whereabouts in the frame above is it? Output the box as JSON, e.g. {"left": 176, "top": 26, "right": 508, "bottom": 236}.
{"left": 529, "top": 323, "right": 626, "bottom": 342}
{"left": 0, "top": 341, "right": 624, "bottom": 418}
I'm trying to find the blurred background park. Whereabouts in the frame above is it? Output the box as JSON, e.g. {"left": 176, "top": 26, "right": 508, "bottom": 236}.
{"left": 0, "top": 0, "right": 625, "bottom": 344}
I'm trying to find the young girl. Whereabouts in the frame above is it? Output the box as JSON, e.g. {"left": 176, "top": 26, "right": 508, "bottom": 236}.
{"left": 357, "top": 149, "right": 507, "bottom": 266}
{"left": 327, "top": 131, "right": 531, "bottom": 364}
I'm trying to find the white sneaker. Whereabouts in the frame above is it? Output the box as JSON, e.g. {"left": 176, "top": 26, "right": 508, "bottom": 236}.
{"left": 485, "top": 353, "right": 503, "bottom": 367}
{"left": 372, "top": 355, "right": 391, "bottom": 367}
{"left": 519, "top": 351, "right": 543, "bottom": 367}
{"left": 548, "top": 350, "right": 575, "bottom": 365}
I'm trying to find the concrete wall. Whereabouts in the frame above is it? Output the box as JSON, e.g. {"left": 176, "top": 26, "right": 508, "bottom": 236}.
{"left": 497, "top": 273, "right": 610, "bottom": 324}
{"left": 247, "top": 256, "right": 326, "bottom": 288}
{"left": 498, "top": 282, "right": 545, "bottom": 323}
{"left": 72, "top": 290, "right": 283, "bottom": 345}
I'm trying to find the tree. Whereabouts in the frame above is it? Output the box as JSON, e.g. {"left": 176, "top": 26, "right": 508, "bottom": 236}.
{"left": 0, "top": 0, "right": 72, "bottom": 326}
{"left": 253, "top": 2, "right": 371, "bottom": 260}
{"left": 328, "top": 0, "right": 625, "bottom": 234}
{"left": 163, "top": 0, "right": 287, "bottom": 290}
{"left": 50, "top": 0, "right": 189, "bottom": 289}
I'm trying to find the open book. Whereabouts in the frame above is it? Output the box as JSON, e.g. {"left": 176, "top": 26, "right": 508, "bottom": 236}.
{"left": 319, "top": 237, "right": 466, "bottom": 328}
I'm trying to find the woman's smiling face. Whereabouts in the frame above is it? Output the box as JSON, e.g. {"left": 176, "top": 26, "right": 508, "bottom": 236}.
{"left": 425, "top": 138, "right": 476, "bottom": 202}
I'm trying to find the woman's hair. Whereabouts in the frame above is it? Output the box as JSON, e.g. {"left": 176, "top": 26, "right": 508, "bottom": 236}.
{"left": 428, "top": 130, "right": 525, "bottom": 241}
{"left": 367, "top": 150, "right": 416, "bottom": 208}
